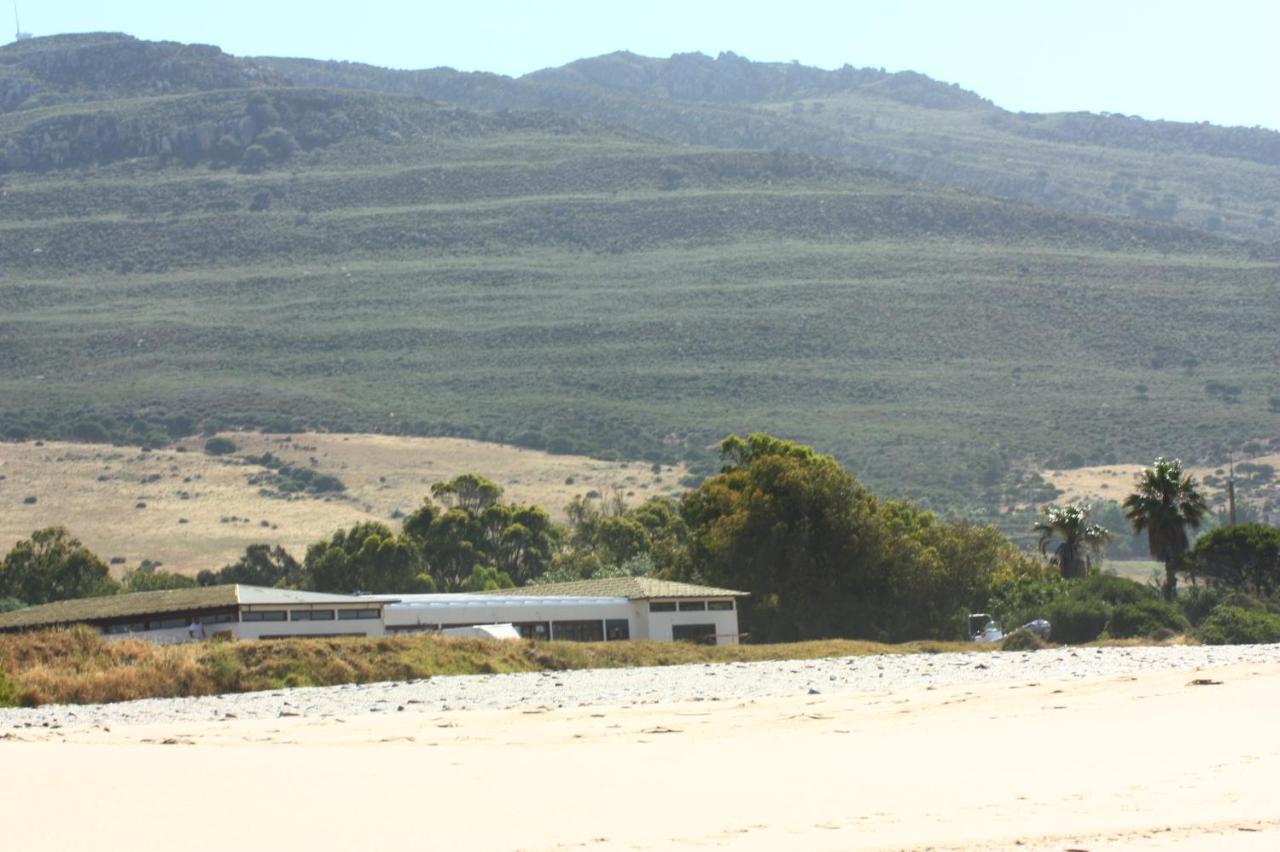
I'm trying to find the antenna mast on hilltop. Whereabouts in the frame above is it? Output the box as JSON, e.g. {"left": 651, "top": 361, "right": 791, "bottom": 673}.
{"left": 1227, "top": 451, "right": 1238, "bottom": 526}
{"left": 13, "top": 1, "right": 32, "bottom": 41}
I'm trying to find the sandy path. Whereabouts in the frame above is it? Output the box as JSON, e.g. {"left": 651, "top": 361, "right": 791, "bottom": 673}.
{"left": 3, "top": 650, "right": 1279, "bottom": 850}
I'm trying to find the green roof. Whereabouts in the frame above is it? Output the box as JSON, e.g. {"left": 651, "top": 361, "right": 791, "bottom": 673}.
{"left": 0, "top": 585, "right": 398, "bottom": 631}
{"left": 0, "top": 585, "right": 239, "bottom": 631}
{"left": 484, "top": 577, "right": 747, "bottom": 600}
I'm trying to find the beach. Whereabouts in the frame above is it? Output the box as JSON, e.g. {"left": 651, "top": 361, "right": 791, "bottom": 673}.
{"left": 4, "top": 645, "right": 1279, "bottom": 850}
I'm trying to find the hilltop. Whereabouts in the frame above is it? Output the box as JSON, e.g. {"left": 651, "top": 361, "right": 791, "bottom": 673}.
{"left": 0, "top": 33, "right": 1277, "bottom": 516}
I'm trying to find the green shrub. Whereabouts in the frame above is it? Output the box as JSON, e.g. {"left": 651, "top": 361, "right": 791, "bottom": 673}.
{"left": 1046, "top": 598, "right": 1110, "bottom": 644}
{"left": 1197, "top": 606, "right": 1280, "bottom": 645}
{"left": 0, "top": 666, "right": 18, "bottom": 707}
{"left": 203, "top": 436, "right": 238, "bottom": 456}
{"left": 1000, "top": 628, "right": 1048, "bottom": 651}
{"left": 1077, "top": 573, "right": 1159, "bottom": 606}
{"left": 1179, "top": 586, "right": 1228, "bottom": 626}
{"left": 1105, "top": 599, "right": 1189, "bottom": 638}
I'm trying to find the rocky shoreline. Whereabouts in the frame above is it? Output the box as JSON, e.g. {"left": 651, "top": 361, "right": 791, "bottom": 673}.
{"left": 4, "top": 643, "right": 1278, "bottom": 731}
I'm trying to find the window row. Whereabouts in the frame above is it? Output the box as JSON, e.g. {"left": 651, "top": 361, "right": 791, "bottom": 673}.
{"left": 649, "top": 600, "right": 734, "bottom": 613}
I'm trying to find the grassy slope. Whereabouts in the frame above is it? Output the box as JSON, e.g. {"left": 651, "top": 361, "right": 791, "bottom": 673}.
{"left": 0, "top": 625, "right": 987, "bottom": 707}
{"left": 262, "top": 51, "right": 1280, "bottom": 244}
{"left": 1, "top": 119, "right": 1277, "bottom": 509}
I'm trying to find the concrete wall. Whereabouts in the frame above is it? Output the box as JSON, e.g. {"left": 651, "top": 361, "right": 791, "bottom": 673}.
{"left": 643, "top": 600, "right": 740, "bottom": 645}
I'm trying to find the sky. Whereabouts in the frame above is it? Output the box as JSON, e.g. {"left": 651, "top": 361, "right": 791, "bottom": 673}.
{"left": 11, "top": 0, "right": 1280, "bottom": 130}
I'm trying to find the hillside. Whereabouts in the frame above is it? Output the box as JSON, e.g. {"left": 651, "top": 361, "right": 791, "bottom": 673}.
{"left": 1, "top": 33, "right": 1277, "bottom": 516}
{"left": 0, "top": 435, "right": 686, "bottom": 573}
{"left": 259, "top": 48, "right": 1280, "bottom": 244}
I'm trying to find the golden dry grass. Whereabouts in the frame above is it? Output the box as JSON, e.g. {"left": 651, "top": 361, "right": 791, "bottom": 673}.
{"left": 0, "top": 627, "right": 985, "bottom": 707}
{"left": 0, "top": 434, "right": 688, "bottom": 577}
{"left": 1040, "top": 451, "right": 1280, "bottom": 509}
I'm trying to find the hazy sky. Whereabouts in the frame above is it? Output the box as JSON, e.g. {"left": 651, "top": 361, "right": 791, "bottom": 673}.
{"left": 12, "top": 1, "right": 1280, "bottom": 129}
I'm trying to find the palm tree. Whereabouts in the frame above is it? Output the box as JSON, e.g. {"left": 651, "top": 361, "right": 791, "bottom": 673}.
{"left": 1033, "top": 503, "right": 1111, "bottom": 579}
{"left": 1123, "top": 457, "right": 1209, "bottom": 600}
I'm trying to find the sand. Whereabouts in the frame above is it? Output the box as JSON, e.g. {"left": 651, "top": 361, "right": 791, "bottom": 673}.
{"left": 3, "top": 649, "right": 1279, "bottom": 851}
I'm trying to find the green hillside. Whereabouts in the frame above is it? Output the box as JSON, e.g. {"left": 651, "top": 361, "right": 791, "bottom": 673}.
{"left": 1, "top": 34, "right": 1277, "bottom": 517}
{"left": 260, "top": 49, "right": 1280, "bottom": 245}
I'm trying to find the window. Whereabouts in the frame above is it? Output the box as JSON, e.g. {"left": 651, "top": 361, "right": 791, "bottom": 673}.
{"left": 514, "top": 621, "right": 550, "bottom": 640}
{"left": 242, "top": 610, "right": 287, "bottom": 622}
{"left": 551, "top": 620, "right": 605, "bottom": 642}
{"left": 649, "top": 601, "right": 676, "bottom": 613}
{"left": 337, "top": 608, "right": 380, "bottom": 621}
{"left": 678, "top": 601, "right": 706, "bottom": 612}
{"left": 605, "top": 619, "right": 630, "bottom": 641}
{"left": 105, "top": 622, "right": 146, "bottom": 634}
{"left": 198, "top": 612, "right": 236, "bottom": 625}
{"left": 291, "top": 609, "right": 335, "bottom": 621}
{"left": 147, "top": 617, "right": 187, "bottom": 630}
{"left": 672, "top": 624, "right": 717, "bottom": 644}
{"left": 707, "top": 600, "right": 734, "bottom": 611}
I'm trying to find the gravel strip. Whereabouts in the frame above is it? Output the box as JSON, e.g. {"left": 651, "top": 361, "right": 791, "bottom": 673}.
{"left": 4, "top": 644, "right": 1278, "bottom": 731}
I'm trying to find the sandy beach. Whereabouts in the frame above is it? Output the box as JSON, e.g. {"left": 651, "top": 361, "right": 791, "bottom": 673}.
{"left": 4, "top": 646, "right": 1279, "bottom": 851}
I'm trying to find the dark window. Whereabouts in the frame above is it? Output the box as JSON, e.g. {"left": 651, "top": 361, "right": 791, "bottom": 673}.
{"left": 672, "top": 624, "right": 718, "bottom": 644}
{"left": 678, "top": 601, "right": 706, "bottom": 612}
{"left": 514, "top": 621, "right": 551, "bottom": 640}
{"left": 148, "top": 617, "right": 187, "bottom": 630}
{"left": 649, "top": 601, "right": 676, "bottom": 612}
{"left": 707, "top": 600, "right": 734, "bottom": 611}
{"left": 242, "top": 610, "right": 287, "bottom": 622}
{"left": 605, "top": 619, "right": 630, "bottom": 641}
{"left": 337, "top": 608, "right": 380, "bottom": 621}
{"left": 105, "top": 622, "right": 146, "bottom": 634}
{"left": 551, "top": 620, "right": 605, "bottom": 642}
{"left": 291, "top": 610, "right": 335, "bottom": 621}
{"left": 198, "top": 612, "right": 236, "bottom": 625}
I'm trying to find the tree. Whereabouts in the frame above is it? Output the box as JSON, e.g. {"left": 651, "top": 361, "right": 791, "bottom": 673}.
{"left": 679, "top": 434, "right": 884, "bottom": 641}
{"left": 1123, "top": 457, "right": 1210, "bottom": 599}
{"left": 1033, "top": 503, "right": 1111, "bottom": 579}
{"left": 304, "top": 522, "right": 430, "bottom": 594}
{"left": 198, "top": 544, "right": 305, "bottom": 588}
{"left": 0, "top": 527, "right": 119, "bottom": 605}
{"left": 1189, "top": 524, "right": 1280, "bottom": 597}
{"left": 431, "top": 473, "right": 502, "bottom": 513}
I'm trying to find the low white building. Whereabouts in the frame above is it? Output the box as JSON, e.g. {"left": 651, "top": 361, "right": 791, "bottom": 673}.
{"left": 385, "top": 577, "right": 747, "bottom": 645}
{"left": 0, "top": 585, "right": 396, "bottom": 643}
{"left": 0, "top": 578, "right": 747, "bottom": 646}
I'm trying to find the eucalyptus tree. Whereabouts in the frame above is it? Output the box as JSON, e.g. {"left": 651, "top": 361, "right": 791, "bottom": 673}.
{"left": 1033, "top": 503, "right": 1111, "bottom": 579}
{"left": 1123, "top": 457, "right": 1210, "bottom": 600}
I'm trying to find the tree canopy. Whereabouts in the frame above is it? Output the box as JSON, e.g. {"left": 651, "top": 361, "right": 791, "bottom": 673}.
{"left": 1123, "top": 457, "right": 1210, "bottom": 599}
{"left": 0, "top": 527, "right": 118, "bottom": 606}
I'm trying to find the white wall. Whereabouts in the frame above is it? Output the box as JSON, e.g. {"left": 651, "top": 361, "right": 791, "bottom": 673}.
{"left": 643, "top": 600, "right": 740, "bottom": 645}
{"left": 385, "top": 599, "right": 636, "bottom": 639}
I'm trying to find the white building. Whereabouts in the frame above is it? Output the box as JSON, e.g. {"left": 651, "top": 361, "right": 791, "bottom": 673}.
{"left": 0, "top": 578, "right": 747, "bottom": 646}
{"left": 385, "top": 577, "right": 746, "bottom": 645}
{"left": 0, "top": 585, "right": 395, "bottom": 644}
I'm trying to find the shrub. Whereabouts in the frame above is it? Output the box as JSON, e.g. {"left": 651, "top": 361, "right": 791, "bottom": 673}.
{"left": 204, "top": 436, "right": 238, "bottom": 456}
{"left": 1197, "top": 606, "right": 1280, "bottom": 645}
{"left": 1105, "top": 599, "right": 1189, "bottom": 638}
{"left": 1179, "top": 586, "right": 1228, "bottom": 626}
{"left": 1000, "top": 628, "right": 1048, "bottom": 651}
{"left": 1046, "top": 598, "right": 1110, "bottom": 644}
{"left": 1077, "top": 573, "right": 1159, "bottom": 606}
{"left": 0, "top": 664, "right": 18, "bottom": 707}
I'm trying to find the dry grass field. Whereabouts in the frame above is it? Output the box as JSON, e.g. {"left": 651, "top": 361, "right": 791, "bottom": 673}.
{"left": 1041, "top": 452, "right": 1280, "bottom": 514}
{"left": 0, "top": 434, "right": 687, "bottom": 576}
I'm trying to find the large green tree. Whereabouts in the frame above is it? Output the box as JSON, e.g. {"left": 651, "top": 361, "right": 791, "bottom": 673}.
{"left": 1123, "top": 457, "right": 1210, "bottom": 599}
{"left": 304, "top": 522, "right": 432, "bottom": 594}
{"left": 1033, "top": 503, "right": 1111, "bottom": 579}
{"left": 403, "top": 475, "right": 563, "bottom": 590}
{"left": 0, "top": 527, "right": 118, "bottom": 605}
{"left": 1189, "top": 523, "right": 1280, "bottom": 597}
{"left": 679, "top": 434, "right": 884, "bottom": 641}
